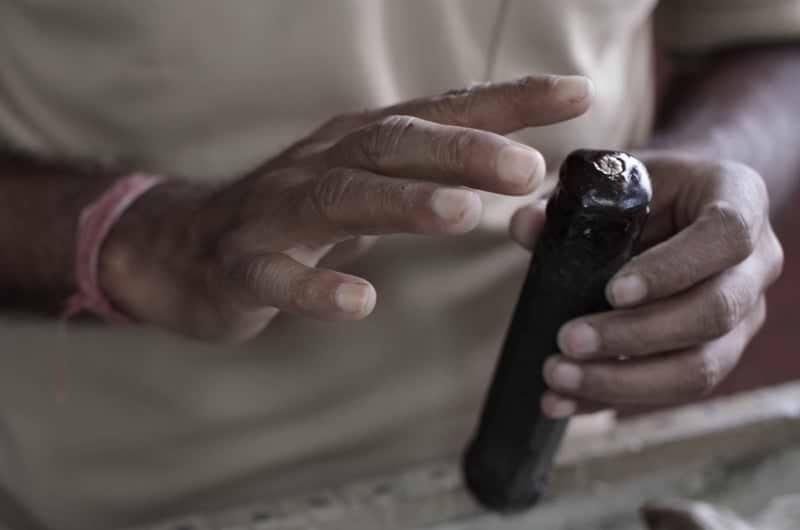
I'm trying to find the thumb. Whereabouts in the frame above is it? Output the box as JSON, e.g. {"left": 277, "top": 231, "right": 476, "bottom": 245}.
{"left": 510, "top": 201, "right": 547, "bottom": 250}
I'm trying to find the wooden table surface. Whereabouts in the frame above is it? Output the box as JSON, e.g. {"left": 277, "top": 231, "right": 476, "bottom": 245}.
{"left": 128, "top": 381, "right": 800, "bottom": 530}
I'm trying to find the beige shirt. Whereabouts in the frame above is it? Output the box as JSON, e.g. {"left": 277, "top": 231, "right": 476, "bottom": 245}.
{"left": 0, "top": 1, "right": 797, "bottom": 528}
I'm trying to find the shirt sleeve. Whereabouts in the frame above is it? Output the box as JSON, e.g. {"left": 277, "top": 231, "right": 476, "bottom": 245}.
{"left": 654, "top": 0, "right": 800, "bottom": 54}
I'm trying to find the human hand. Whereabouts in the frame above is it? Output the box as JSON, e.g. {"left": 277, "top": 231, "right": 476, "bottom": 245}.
{"left": 100, "top": 75, "right": 593, "bottom": 342}
{"left": 510, "top": 153, "right": 784, "bottom": 416}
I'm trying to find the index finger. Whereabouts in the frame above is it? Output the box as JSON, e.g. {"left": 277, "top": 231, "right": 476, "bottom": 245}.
{"left": 313, "top": 75, "right": 594, "bottom": 140}
{"left": 322, "top": 115, "right": 545, "bottom": 194}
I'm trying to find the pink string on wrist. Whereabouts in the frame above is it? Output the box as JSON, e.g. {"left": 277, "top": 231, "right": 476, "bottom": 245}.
{"left": 62, "top": 173, "right": 165, "bottom": 324}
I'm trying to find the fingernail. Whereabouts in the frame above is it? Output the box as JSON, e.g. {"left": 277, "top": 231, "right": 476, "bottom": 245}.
{"left": 545, "top": 358, "right": 583, "bottom": 392}
{"left": 559, "top": 322, "right": 600, "bottom": 356}
{"left": 610, "top": 274, "right": 647, "bottom": 306}
{"left": 510, "top": 205, "right": 545, "bottom": 248}
{"left": 430, "top": 189, "right": 481, "bottom": 229}
{"left": 555, "top": 75, "right": 594, "bottom": 104}
{"left": 496, "top": 146, "right": 543, "bottom": 191}
{"left": 335, "top": 283, "right": 372, "bottom": 314}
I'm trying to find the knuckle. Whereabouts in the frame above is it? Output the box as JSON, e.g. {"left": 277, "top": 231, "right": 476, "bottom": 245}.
{"left": 310, "top": 168, "right": 357, "bottom": 220}
{"left": 434, "top": 129, "right": 475, "bottom": 172}
{"left": 359, "top": 115, "right": 417, "bottom": 165}
{"left": 239, "top": 258, "right": 279, "bottom": 299}
{"left": 517, "top": 74, "right": 556, "bottom": 92}
{"left": 442, "top": 81, "right": 489, "bottom": 98}
{"left": 705, "top": 286, "right": 743, "bottom": 337}
{"left": 705, "top": 201, "right": 755, "bottom": 260}
{"left": 435, "top": 93, "right": 476, "bottom": 127}
{"left": 725, "top": 160, "right": 769, "bottom": 202}
{"left": 510, "top": 75, "right": 555, "bottom": 105}
{"left": 690, "top": 351, "right": 724, "bottom": 397}
{"left": 541, "top": 74, "right": 561, "bottom": 94}
{"left": 768, "top": 231, "right": 785, "bottom": 285}
{"left": 241, "top": 260, "right": 266, "bottom": 286}
{"left": 293, "top": 274, "right": 318, "bottom": 313}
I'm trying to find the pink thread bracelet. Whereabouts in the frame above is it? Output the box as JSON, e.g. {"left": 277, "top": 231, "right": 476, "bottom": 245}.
{"left": 62, "top": 173, "right": 165, "bottom": 324}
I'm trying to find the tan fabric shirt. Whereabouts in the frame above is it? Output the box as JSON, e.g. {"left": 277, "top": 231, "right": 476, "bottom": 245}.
{"left": 0, "top": 1, "right": 797, "bottom": 529}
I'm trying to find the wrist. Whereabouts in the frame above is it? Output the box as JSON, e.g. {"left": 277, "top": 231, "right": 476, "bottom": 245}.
{"left": 98, "top": 179, "right": 214, "bottom": 322}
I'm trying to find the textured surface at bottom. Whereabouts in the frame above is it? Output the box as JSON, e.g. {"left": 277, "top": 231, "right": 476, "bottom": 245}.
{"left": 125, "top": 382, "right": 800, "bottom": 530}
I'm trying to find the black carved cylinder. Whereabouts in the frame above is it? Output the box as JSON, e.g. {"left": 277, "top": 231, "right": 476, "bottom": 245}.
{"left": 463, "top": 149, "right": 652, "bottom": 513}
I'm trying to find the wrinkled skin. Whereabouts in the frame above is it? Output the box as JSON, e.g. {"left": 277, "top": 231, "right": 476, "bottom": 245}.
{"left": 510, "top": 154, "right": 783, "bottom": 414}
{"left": 99, "top": 75, "right": 593, "bottom": 342}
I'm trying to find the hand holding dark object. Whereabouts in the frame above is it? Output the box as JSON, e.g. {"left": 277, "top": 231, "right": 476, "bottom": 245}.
{"left": 97, "top": 75, "right": 593, "bottom": 342}
{"left": 464, "top": 150, "right": 651, "bottom": 513}
{"left": 510, "top": 154, "right": 783, "bottom": 415}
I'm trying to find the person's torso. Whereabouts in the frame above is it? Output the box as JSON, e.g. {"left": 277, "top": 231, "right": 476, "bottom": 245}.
{"left": 0, "top": 0, "right": 656, "bottom": 180}
{"left": 0, "top": 2, "right": 657, "bottom": 529}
